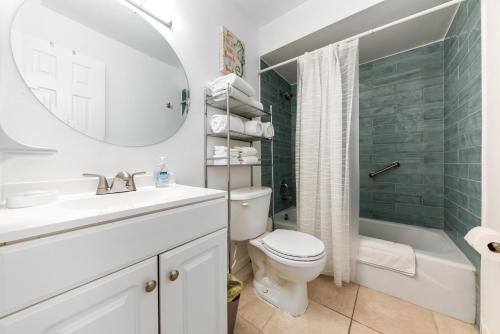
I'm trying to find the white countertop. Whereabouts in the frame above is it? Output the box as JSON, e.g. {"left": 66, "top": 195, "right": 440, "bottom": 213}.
{"left": 0, "top": 185, "right": 226, "bottom": 245}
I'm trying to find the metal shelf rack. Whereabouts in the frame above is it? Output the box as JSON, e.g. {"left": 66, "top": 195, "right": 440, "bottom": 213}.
{"left": 204, "top": 84, "right": 274, "bottom": 273}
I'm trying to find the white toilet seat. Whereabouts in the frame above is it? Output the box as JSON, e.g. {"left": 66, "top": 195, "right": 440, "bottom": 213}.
{"left": 258, "top": 229, "right": 326, "bottom": 262}
{"left": 263, "top": 244, "right": 325, "bottom": 262}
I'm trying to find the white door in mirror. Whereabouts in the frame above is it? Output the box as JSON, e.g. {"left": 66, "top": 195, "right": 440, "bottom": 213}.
{"left": 16, "top": 34, "right": 106, "bottom": 140}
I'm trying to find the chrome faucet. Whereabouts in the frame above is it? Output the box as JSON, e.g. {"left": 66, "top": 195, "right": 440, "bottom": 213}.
{"left": 83, "top": 171, "right": 146, "bottom": 195}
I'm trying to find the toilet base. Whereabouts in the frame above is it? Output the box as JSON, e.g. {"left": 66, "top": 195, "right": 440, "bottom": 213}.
{"left": 253, "top": 276, "right": 309, "bottom": 316}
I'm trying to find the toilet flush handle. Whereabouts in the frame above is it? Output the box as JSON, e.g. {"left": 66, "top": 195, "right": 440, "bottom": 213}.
{"left": 241, "top": 202, "right": 249, "bottom": 207}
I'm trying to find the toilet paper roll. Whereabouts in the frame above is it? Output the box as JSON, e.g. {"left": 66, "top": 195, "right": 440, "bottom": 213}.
{"left": 464, "top": 226, "right": 500, "bottom": 262}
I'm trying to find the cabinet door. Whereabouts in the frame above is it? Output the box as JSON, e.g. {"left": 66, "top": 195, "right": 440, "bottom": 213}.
{"left": 159, "top": 229, "right": 227, "bottom": 334}
{"left": 0, "top": 257, "right": 158, "bottom": 334}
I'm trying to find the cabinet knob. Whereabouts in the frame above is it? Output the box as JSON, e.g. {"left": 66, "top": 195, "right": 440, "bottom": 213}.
{"left": 145, "top": 280, "right": 157, "bottom": 293}
{"left": 169, "top": 270, "right": 180, "bottom": 281}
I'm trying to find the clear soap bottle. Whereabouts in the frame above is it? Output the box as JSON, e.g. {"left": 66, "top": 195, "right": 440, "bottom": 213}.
{"left": 155, "top": 156, "right": 170, "bottom": 188}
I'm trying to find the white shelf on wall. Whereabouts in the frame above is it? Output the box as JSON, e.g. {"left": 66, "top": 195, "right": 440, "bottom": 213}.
{"left": 0, "top": 125, "right": 56, "bottom": 162}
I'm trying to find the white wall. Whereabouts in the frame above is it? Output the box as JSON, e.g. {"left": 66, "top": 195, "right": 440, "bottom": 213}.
{"left": 258, "top": 0, "right": 383, "bottom": 56}
{"left": 0, "top": 0, "right": 259, "bottom": 189}
{"left": 481, "top": 1, "right": 500, "bottom": 332}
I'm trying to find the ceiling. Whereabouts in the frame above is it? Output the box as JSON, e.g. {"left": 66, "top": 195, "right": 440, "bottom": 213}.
{"left": 261, "top": 0, "right": 459, "bottom": 83}
{"left": 233, "top": 0, "right": 308, "bottom": 26}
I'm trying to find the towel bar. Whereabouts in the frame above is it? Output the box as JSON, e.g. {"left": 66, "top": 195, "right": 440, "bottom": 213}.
{"left": 369, "top": 161, "right": 401, "bottom": 178}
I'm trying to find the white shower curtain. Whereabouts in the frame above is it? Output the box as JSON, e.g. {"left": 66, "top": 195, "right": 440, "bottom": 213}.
{"left": 296, "top": 40, "right": 359, "bottom": 286}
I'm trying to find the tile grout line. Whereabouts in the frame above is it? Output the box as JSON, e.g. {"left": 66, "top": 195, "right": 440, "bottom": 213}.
{"left": 351, "top": 285, "right": 361, "bottom": 318}
{"left": 350, "top": 286, "right": 388, "bottom": 334}
{"left": 351, "top": 320, "right": 386, "bottom": 334}
{"left": 431, "top": 312, "right": 441, "bottom": 334}
{"left": 347, "top": 285, "right": 361, "bottom": 334}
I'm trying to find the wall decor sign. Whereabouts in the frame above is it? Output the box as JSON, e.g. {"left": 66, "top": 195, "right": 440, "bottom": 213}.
{"left": 219, "top": 26, "right": 245, "bottom": 77}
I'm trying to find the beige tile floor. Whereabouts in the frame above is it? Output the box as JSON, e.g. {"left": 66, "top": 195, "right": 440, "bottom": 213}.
{"left": 235, "top": 274, "right": 479, "bottom": 334}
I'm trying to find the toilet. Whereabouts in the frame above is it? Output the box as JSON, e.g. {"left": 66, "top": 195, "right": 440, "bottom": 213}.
{"left": 230, "top": 187, "right": 326, "bottom": 316}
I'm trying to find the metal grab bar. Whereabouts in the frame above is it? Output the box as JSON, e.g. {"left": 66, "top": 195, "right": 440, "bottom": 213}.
{"left": 369, "top": 161, "right": 401, "bottom": 178}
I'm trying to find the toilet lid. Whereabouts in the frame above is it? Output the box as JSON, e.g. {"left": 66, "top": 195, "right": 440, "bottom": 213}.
{"left": 262, "top": 229, "right": 325, "bottom": 260}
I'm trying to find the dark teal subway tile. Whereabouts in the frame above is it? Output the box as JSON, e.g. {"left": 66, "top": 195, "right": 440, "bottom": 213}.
{"left": 468, "top": 164, "right": 481, "bottom": 181}
{"left": 396, "top": 204, "right": 444, "bottom": 219}
{"left": 458, "top": 206, "right": 481, "bottom": 229}
{"left": 458, "top": 178, "right": 481, "bottom": 200}
{"left": 445, "top": 187, "right": 468, "bottom": 207}
{"left": 459, "top": 146, "right": 481, "bottom": 163}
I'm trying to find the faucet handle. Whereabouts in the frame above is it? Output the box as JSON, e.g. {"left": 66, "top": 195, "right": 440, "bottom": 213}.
{"left": 83, "top": 173, "right": 109, "bottom": 195}
{"left": 127, "top": 171, "right": 146, "bottom": 191}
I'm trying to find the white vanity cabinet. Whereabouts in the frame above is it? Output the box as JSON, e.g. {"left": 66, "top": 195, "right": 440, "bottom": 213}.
{"left": 0, "top": 257, "right": 159, "bottom": 334}
{"left": 159, "top": 229, "right": 227, "bottom": 334}
{"left": 0, "top": 188, "right": 228, "bottom": 334}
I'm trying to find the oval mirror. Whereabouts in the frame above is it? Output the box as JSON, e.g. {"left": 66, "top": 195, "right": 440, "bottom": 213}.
{"left": 10, "top": 0, "right": 189, "bottom": 146}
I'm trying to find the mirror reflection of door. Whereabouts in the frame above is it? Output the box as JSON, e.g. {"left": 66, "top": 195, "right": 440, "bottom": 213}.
{"left": 15, "top": 34, "right": 106, "bottom": 140}
{"left": 10, "top": 0, "right": 189, "bottom": 147}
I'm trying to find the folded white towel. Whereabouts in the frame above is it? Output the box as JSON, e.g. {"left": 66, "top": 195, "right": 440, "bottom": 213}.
{"left": 208, "top": 73, "right": 256, "bottom": 97}
{"left": 357, "top": 236, "right": 416, "bottom": 276}
{"left": 213, "top": 158, "right": 240, "bottom": 165}
{"left": 262, "top": 122, "right": 275, "bottom": 139}
{"left": 211, "top": 87, "right": 264, "bottom": 111}
{"left": 214, "top": 154, "right": 239, "bottom": 159}
{"left": 236, "top": 146, "right": 258, "bottom": 157}
{"left": 240, "top": 156, "right": 259, "bottom": 164}
{"left": 209, "top": 114, "right": 245, "bottom": 134}
{"left": 245, "top": 121, "right": 263, "bottom": 137}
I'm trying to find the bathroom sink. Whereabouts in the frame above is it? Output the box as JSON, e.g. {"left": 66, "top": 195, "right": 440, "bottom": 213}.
{"left": 0, "top": 184, "right": 226, "bottom": 245}
{"left": 57, "top": 187, "right": 189, "bottom": 211}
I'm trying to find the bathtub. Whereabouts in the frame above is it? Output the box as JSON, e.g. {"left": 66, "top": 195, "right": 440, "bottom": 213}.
{"left": 357, "top": 218, "right": 476, "bottom": 323}
{"left": 273, "top": 206, "right": 297, "bottom": 231}
{"left": 273, "top": 208, "right": 476, "bottom": 323}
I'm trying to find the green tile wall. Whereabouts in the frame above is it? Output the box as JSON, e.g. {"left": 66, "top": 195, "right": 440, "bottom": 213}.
{"left": 443, "top": 0, "right": 481, "bottom": 270}
{"left": 359, "top": 41, "right": 445, "bottom": 228}
{"left": 260, "top": 62, "right": 296, "bottom": 214}
{"left": 443, "top": 0, "right": 481, "bottom": 322}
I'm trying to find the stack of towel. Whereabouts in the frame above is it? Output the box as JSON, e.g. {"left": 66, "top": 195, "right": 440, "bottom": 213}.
{"left": 237, "top": 146, "right": 259, "bottom": 165}
{"left": 212, "top": 146, "right": 240, "bottom": 165}
{"left": 211, "top": 146, "right": 260, "bottom": 165}
{"left": 207, "top": 73, "right": 264, "bottom": 111}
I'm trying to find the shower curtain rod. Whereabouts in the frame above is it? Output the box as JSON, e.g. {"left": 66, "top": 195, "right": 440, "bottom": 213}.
{"left": 258, "top": 0, "right": 464, "bottom": 75}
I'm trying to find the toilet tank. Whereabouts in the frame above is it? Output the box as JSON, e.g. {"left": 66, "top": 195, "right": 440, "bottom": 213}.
{"left": 229, "top": 187, "right": 272, "bottom": 241}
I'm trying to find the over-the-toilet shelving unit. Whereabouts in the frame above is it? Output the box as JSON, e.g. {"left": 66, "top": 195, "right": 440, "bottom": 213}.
{"left": 204, "top": 84, "right": 274, "bottom": 273}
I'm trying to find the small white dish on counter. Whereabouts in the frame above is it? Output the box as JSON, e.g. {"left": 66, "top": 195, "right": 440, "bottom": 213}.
{"left": 6, "top": 191, "right": 59, "bottom": 209}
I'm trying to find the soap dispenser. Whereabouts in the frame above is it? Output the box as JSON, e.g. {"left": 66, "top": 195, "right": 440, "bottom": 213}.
{"left": 155, "top": 156, "right": 170, "bottom": 188}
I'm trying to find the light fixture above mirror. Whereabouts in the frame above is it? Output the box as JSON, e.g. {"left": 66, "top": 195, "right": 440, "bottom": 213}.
{"left": 125, "top": 0, "right": 175, "bottom": 28}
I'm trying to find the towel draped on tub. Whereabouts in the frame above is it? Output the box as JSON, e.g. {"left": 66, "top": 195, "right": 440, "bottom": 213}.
{"left": 357, "top": 235, "right": 416, "bottom": 276}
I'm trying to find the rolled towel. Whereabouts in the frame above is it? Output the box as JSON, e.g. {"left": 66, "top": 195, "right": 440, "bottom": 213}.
{"left": 211, "top": 87, "right": 264, "bottom": 111}
{"left": 207, "top": 73, "right": 256, "bottom": 97}
{"left": 237, "top": 146, "right": 258, "bottom": 157}
{"left": 262, "top": 122, "right": 275, "bottom": 139}
{"left": 244, "top": 121, "right": 263, "bottom": 137}
{"left": 210, "top": 114, "right": 245, "bottom": 134}
{"left": 240, "top": 156, "right": 259, "bottom": 165}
